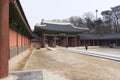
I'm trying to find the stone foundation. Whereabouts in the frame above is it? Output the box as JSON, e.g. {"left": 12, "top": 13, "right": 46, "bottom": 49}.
{"left": 10, "top": 46, "right": 29, "bottom": 58}
{"left": 10, "top": 47, "right": 17, "bottom": 59}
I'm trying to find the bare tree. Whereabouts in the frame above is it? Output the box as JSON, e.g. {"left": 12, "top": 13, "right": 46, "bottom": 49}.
{"left": 69, "top": 16, "right": 83, "bottom": 27}
{"left": 82, "top": 12, "right": 95, "bottom": 33}
{"left": 101, "top": 10, "right": 112, "bottom": 33}
{"left": 82, "top": 12, "right": 95, "bottom": 21}
{"left": 101, "top": 5, "right": 120, "bottom": 33}
{"left": 111, "top": 5, "right": 120, "bottom": 33}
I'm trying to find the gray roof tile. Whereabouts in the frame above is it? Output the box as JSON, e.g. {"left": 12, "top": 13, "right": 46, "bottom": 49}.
{"left": 79, "top": 34, "right": 120, "bottom": 40}
{"left": 35, "top": 22, "right": 88, "bottom": 33}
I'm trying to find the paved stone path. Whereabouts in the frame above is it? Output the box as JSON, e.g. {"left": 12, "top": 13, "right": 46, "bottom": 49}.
{"left": 58, "top": 47, "right": 120, "bottom": 61}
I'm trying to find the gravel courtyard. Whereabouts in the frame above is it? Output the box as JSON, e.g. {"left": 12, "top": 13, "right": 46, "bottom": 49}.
{"left": 23, "top": 48, "right": 120, "bottom": 80}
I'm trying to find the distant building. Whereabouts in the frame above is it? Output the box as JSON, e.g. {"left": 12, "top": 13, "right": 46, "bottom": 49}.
{"left": 78, "top": 33, "right": 120, "bottom": 46}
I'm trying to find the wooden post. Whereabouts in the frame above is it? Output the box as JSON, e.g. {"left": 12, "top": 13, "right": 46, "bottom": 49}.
{"left": 66, "top": 36, "right": 68, "bottom": 47}
{"left": 93, "top": 40, "right": 94, "bottom": 46}
{"left": 77, "top": 37, "right": 80, "bottom": 46}
{"left": 52, "top": 36, "right": 56, "bottom": 47}
{"left": 75, "top": 36, "right": 77, "bottom": 47}
{"left": 88, "top": 40, "right": 90, "bottom": 46}
{"left": 116, "top": 40, "right": 118, "bottom": 46}
{"left": 0, "top": 0, "right": 9, "bottom": 78}
{"left": 61, "top": 37, "right": 64, "bottom": 46}
{"left": 41, "top": 35, "right": 46, "bottom": 48}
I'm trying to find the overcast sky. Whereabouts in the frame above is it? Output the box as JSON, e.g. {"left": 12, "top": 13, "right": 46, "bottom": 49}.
{"left": 20, "top": 0, "right": 120, "bottom": 30}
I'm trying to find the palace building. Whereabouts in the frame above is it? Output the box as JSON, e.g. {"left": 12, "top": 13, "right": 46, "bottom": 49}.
{"left": 32, "top": 21, "right": 120, "bottom": 48}
{"left": 32, "top": 20, "right": 120, "bottom": 48}
{"left": 32, "top": 20, "right": 89, "bottom": 48}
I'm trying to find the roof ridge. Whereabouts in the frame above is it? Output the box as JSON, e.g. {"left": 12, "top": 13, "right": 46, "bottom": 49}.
{"left": 43, "top": 20, "right": 71, "bottom": 25}
{"left": 35, "top": 23, "right": 46, "bottom": 26}
{"left": 71, "top": 24, "right": 89, "bottom": 30}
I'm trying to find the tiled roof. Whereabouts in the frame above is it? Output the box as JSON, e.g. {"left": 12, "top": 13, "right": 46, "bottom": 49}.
{"left": 35, "top": 21, "right": 89, "bottom": 33}
{"left": 79, "top": 33, "right": 120, "bottom": 40}
{"left": 9, "top": 0, "right": 32, "bottom": 38}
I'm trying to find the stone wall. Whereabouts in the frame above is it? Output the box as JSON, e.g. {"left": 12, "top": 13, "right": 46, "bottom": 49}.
{"left": 10, "top": 45, "right": 29, "bottom": 58}
{"left": 10, "top": 47, "right": 17, "bottom": 58}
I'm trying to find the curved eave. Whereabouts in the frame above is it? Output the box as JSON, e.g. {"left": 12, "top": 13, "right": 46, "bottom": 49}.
{"left": 36, "top": 21, "right": 89, "bottom": 33}
{"left": 16, "top": 0, "right": 32, "bottom": 36}
{"left": 35, "top": 26, "right": 85, "bottom": 33}
{"left": 9, "top": 0, "right": 32, "bottom": 38}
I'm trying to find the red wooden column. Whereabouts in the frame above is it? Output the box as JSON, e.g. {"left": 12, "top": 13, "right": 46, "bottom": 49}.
{"left": 66, "top": 36, "right": 68, "bottom": 47}
{"left": 74, "top": 36, "right": 77, "bottom": 47}
{"left": 83, "top": 40, "right": 86, "bottom": 46}
{"left": 49, "top": 37, "right": 53, "bottom": 47}
{"left": 50, "top": 37, "right": 56, "bottom": 47}
{"left": 93, "top": 40, "right": 95, "bottom": 46}
{"left": 77, "top": 38, "right": 80, "bottom": 46}
{"left": 88, "top": 40, "right": 90, "bottom": 46}
{"left": 116, "top": 40, "right": 118, "bottom": 46}
{"left": 61, "top": 37, "right": 65, "bottom": 46}
{"left": 0, "top": 0, "right": 9, "bottom": 78}
{"left": 52, "top": 36, "right": 56, "bottom": 47}
{"left": 41, "top": 35, "right": 46, "bottom": 48}
{"left": 96, "top": 40, "right": 98, "bottom": 46}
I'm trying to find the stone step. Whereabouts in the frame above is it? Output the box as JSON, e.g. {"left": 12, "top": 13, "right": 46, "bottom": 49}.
{"left": 9, "top": 70, "right": 69, "bottom": 80}
{"left": 10, "top": 70, "right": 43, "bottom": 80}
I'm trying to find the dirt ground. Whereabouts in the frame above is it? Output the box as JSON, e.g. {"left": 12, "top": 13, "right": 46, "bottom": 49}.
{"left": 23, "top": 48, "right": 120, "bottom": 80}
{"left": 9, "top": 48, "right": 34, "bottom": 72}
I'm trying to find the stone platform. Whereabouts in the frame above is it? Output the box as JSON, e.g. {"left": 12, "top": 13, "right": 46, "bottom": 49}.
{"left": 10, "top": 70, "right": 43, "bottom": 80}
